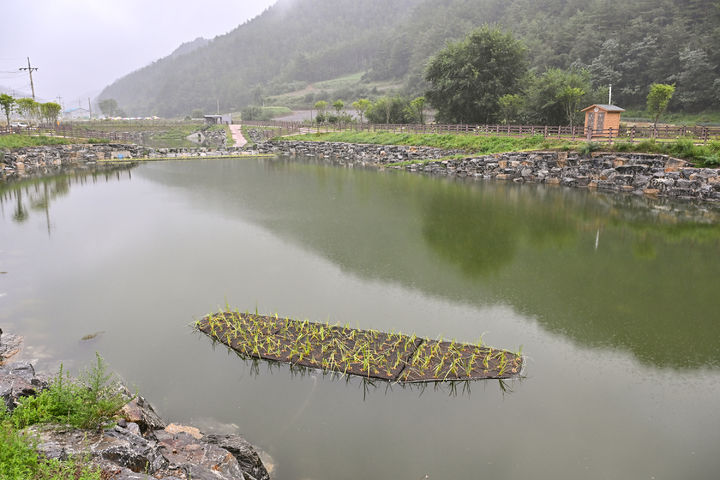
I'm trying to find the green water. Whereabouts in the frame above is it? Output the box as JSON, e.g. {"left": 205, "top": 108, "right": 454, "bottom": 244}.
{"left": 1, "top": 158, "right": 719, "bottom": 479}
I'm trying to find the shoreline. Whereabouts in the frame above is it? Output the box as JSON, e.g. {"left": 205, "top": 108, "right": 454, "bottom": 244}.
{"left": 0, "top": 331, "right": 272, "bottom": 480}
{"left": 254, "top": 140, "right": 720, "bottom": 203}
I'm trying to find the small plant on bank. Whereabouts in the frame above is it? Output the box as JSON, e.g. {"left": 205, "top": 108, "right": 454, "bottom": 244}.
{"left": 11, "top": 353, "right": 128, "bottom": 430}
{"left": 578, "top": 141, "right": 602, "bottom": 156}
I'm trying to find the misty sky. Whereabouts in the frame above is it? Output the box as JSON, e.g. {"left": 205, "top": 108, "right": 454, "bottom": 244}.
{"left": 0, "top": 0, "right": 277, "bottom": 108}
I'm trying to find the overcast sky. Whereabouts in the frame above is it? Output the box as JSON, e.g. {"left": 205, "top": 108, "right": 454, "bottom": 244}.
{"left": 0, "top": 0, "right": 277, "bottom": 108}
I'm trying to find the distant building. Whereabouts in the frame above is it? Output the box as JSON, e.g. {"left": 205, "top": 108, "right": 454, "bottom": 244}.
{"left": 63, "top": 107, "right": 90, "bottom": 120}
{"left": 581, "top": 104, "right": 625, "bottom": 139}
{"left": 204, "top": 114, "right": 232, "bottom": 125}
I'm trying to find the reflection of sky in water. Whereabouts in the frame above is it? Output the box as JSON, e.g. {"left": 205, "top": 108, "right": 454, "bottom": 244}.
{"left": 1, "top": 159, "right": 719, "bottom": 480}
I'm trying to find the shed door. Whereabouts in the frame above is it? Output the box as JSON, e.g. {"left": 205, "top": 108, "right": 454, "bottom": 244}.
{"left": 596, "top": 111, "right": 605, "bottom": 133}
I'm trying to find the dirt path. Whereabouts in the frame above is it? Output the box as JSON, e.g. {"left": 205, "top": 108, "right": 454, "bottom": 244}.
{"left": 229, "top": 124, "right": 247, "bottom": 147}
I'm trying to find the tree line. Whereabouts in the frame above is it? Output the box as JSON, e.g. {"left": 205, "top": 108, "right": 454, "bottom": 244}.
{"left": 97, "top": 0, "right": 718, "bottom": 118}
{"left": 0, "top": 95, "right": 61, "bottom": 127}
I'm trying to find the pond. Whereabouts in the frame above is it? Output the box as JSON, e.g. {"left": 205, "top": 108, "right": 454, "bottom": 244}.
{"left": 1, "top": 157, "right": 719, "bottom": 479}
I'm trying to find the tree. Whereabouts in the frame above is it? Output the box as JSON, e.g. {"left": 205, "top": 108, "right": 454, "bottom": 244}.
{"left": 98, "top": 98, "right": 119, "bottom": 117}
{"left": 366, "top": 97, "right": 413, "bottom": 124}
{"left": 314, "top": 100, "right": 328, "bottom": 122}
{"left": 15, "top": 98, "right": 38, "bottom": 124}
{"left": 409, "top": 96, "right": 426, "bottom": 124}
{"left": 40, "top": 102, "right": 62, "bottom": 125}
{"left": 351, "top": 98, "right": 371, "bottom": 123}
{"left": 0, "top": 94, "right": 14, "bottom": 126}
{"left": 497, "top": 94, "right": 525, "bottom": 124}
{"left": 646, "top": 83, "right": 675, "bottom": 131}
{"left": 332, "top": 99, "right": 344, "bottom": 114}
{"left": 558, "top": 86, "right": 585, "bottom": 127}
{"left": 523, "top": 69, "right": 591, "bottom": 125}
{"left": 424, "top": 26, "right": 527, "bottom": 124}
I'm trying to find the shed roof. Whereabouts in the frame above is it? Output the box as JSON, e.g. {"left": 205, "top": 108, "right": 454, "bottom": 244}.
{"left": 581, "top": 104, "right": 625, "bottom": 113}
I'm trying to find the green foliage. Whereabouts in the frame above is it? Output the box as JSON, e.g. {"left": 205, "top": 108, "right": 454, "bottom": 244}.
{"left": 578, "top": 142, "right": 602, "bottom": 156}
{"left": 15, "top": 98, "right": 39, "bottom": 124}
{"left": 424, "top": 26, "right": 527, "bottom": 123}
{"left": 0, "top": 409, "right": 37, "bottom": 480}
{"left": 39, "top": 102, "right": 62, "bottom": 125}
{"left": 365, "top": 96, "right": 414, "bottom": 124}
{"left": 11, "top": 354, "right": 128, "bottom": 430}
{"left": 0, "top": 93, "right": 15, "bottom": 126}
{"left": 647, "top": 83, "right": 676, "bottom": 128}
{"left": 409, "top": 96, "right": 427, "bottom": 124}
{"left": 96, "top": 0, "right": 720, "bottom": 117}
{"left": 351, "top": 98, "right": 372, "bottom": 123}
{"left": 523, "top": 69, "right": 593, "bottom": 125}
{"left": 498, "top": 94, "right": 525, "bottom": 124}
{"left": 291, "top": 130, "right": 562, "bottom": 153}
{"left": 0, "top": 135, "right": 71, "bottom": 148}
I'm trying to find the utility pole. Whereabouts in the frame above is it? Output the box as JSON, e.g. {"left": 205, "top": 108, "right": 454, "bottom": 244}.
{"left": 88, "top": 98, "right": 92, "bottom": 119}
{"left": 19, "top": 57, "right": 38, "bottom": 99}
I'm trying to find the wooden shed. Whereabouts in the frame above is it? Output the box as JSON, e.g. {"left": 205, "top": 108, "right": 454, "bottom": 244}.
{"left": 582, "top": 104, "right": 625, "bottom": 139}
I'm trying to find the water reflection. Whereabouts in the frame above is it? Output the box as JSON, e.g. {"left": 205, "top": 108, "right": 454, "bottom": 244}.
{"left": 0, "top": 167, "right": 135, "bottom": 234}
{"left": 137, "top": 157, "right": 720, "bottom": 370}
{"left": 207, "top": 335, "right": 516, "bottom": 400}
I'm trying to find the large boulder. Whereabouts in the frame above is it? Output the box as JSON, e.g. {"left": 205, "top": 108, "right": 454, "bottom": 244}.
{"left": 0, "top": 361, "right": 48, "bottom": 411}
{"left": 203, "top": 434, "right": 271, "bottom": 480}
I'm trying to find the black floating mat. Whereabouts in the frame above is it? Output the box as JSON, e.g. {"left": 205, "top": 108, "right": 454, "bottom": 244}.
{"left": 398, "top": 341, "right": 523, "bottom": 382}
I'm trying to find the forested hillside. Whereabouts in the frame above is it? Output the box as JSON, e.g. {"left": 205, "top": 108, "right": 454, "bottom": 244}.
{"left": 99, "top": 0, "right": 720, "bottom": 117}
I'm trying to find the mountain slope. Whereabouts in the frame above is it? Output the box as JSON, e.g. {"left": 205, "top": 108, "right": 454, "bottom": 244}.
{"left": 99, "top": 0, "right": 720, "bottom": 117}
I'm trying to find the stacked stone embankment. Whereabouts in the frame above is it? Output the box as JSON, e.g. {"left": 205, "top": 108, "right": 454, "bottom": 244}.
{"left": 0, "top": 144, "right": 251, "bottom": 181}
{"left": 257, "top": 140, "right": 720, "bottom": 202}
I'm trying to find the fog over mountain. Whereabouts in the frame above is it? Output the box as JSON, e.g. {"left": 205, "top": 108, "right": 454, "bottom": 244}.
{"left": 98, "top": 0, "right": 719, "bottom": 117}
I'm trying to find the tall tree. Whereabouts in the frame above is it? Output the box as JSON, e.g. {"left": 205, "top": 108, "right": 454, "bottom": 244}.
{"left": 424, "top": 26, "right": 527, "bottom": 123}
{"left": 98, "top": 98, "right": 119, "bottom": 117}
{"left": 524, "top": 69, "right": 592, "bottom": 125}
{"left": 0, "top": 94, "right": 14, "bottom": 126}
{"left": 351, "top": 98, "right": 371, "bottom": 123}
{"left": 409, "top": 96, "right": 426, "bottom": 124}
{"left": 40, "top": 102, "right": 62, "bottom": 125}
{"left": 15, "top": 98, "right": 38, "bottom": 124}
{"left": 647, "top": 83, "right": 675, "bottom": 131}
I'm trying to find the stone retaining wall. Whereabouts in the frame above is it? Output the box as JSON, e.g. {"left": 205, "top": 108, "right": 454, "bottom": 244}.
{"left": 0, "top": 144, "right": 249, "bottom": 181}
{"left": 258, "top": 140, "right": 720, "bottom": 202}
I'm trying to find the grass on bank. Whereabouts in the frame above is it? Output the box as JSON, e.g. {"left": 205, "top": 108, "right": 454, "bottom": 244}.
{"left": 0, "top": 354, "right": 128, "bottom": 480}
{"left": 287, "top": 131, "right": 720, "bottom": 167}
{"left": 0, "top": 135, "right": 71, "bottom": 148}
{"left": 290, "top": 131, "right": 567, "bottom": 153}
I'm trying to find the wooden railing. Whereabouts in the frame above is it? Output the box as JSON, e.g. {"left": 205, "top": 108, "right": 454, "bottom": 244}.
{"left": 242, "top": 120, "right": 720, "bottom": 144}
{"left": 3, "top": 121, "right": 719, "bottom": 145}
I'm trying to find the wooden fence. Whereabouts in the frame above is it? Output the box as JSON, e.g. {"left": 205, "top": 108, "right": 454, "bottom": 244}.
{"left": 3, "top": 121, "right": 719, "bottom": 145}
{"left": 242, "top": 120, "right": 720, "bottom": 144}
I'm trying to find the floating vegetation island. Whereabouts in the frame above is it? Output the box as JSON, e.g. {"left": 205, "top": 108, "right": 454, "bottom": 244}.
{"left": 196, "top": 311, "right": 523, "bottom": 383}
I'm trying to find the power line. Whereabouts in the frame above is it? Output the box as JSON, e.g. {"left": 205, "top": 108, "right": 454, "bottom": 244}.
{"left": 18, "top": 57, "right": 38, "bottom": 99}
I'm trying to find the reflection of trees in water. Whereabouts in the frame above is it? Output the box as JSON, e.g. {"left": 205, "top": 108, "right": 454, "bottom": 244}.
{"left": 420, "top": 182, "right": 580, "bottom": 276}
{"left": 416, "top": 180, "right": 720, "bottom": 370}
{"left": 421, "top": 181, "right": 720, "bottom": 276}
{"left": 0, "top": 167, "right": 134, "bottom": 233}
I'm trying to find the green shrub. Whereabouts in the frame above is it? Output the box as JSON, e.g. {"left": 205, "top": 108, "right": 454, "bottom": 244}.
{"left": 667, "top": 137, "right": 700, "bottom": 160}
{"left": 700, "top": 154, "right": 720, "bottom": 167}
{"left": 578, "top": 142, "right": 601, "bottom": 156}
{"left": 12, "top": 353, "right": 129, "bottom": 430}
{"left": 613, "top": 141, "right": 634, "bottom": 152}
{"left": 0, "top": 411, "right": 37, "bottom": 480}
{"left": 635, "top": 139, "right": 661, "bottom": 153}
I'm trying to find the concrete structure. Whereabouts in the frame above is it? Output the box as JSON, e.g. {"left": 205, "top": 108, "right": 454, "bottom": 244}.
{"left": 204, "top": 114, "right": 232, "bottom": 125}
